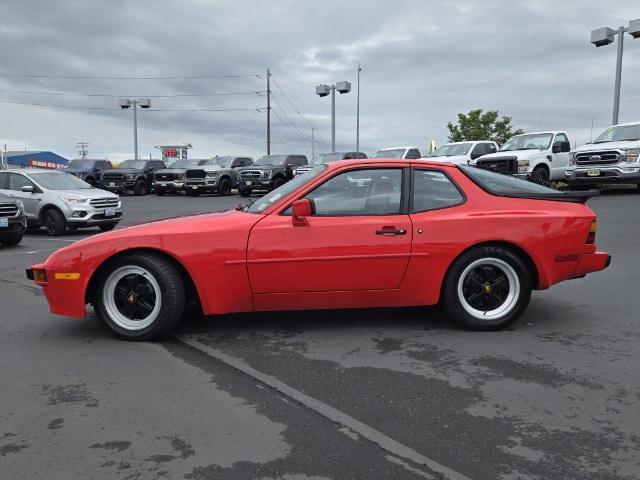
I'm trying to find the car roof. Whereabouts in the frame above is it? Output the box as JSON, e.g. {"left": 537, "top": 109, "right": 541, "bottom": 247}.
{"left": 376, "top": 146, "right": 419, "bottom": 150}
{"left": 9, "top": 168, "right": 64, "bottom": 174}
{"left": 513, "top": 131, "right": 565, "bottom": 136}
{"left": 611, "top": 121, "right": 640, "bottom": 127}
{"left": 324, "top": 158, "right": 459, "bottom": 170}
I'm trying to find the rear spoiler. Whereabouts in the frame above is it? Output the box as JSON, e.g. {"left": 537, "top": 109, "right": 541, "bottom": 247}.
{"left": 504, "top": 190, "right": 599, "bottom": 204}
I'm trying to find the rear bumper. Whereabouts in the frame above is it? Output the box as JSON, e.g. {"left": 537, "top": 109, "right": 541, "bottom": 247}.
{"left": 571, "top": 252, "right": 611, "bottom": 278}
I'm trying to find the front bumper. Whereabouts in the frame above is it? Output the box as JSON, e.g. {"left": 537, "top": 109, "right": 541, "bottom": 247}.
{"left": 185, "top": 178, "right": 219, "bottom": 191}
{"left": 0, "top": 215, "right": 27, "bottom": 237}
{"left": 153, "top": 181, "right": 185, "bottom": 191}
{"left": 101, "top": 180, "right": 136, "bottom": 191}
{"left": 63, "top": 204, "right": 123, "bottom": 226}
{"left": 567, "top": 166, "right": 640, "bottom": 184}
{"left": 238, "top": 179, "right": 273, "bottom": 190}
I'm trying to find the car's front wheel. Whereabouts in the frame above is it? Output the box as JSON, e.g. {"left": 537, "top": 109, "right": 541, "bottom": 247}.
{"left": 441, "top": 246, "right": 532, "bottom": 330}
{"left": 0, "top": 235, "right": 23, "bottom": 246}
{"left": 43, "top": 209, "right": 67, "bottom": 236}
{"left": 133, "top": 180, "right": 148, "bottom": 196}
{"left": 217, "top": 178, "right": 232, "bottom": 196}
{"left": 95, "top": 254, "right": 185, "bottom": 340}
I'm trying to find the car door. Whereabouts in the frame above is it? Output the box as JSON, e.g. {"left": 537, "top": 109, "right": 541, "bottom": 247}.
{"left": 8, "top": 173, "right": 43, "bottom": 222}
{"left": 551, "top": 133, "right": 571, "bottom": 179}
{"left": 246, "top": 167, "right": 412, "bottom": 293}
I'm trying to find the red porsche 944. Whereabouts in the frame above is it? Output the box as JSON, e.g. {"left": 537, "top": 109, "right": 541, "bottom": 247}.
{"left": 27, "top": 160, "right": 610, "bottom": 340}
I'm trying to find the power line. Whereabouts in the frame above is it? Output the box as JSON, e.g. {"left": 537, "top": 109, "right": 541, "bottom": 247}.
{"left": 0, "top": 98, "right": 265, "bottom": 112}
{"left": 272, "top": 109, "right": 312, "bottom": 142}
{"left": 272, "top": 77, "right": 315, "bottom": 129}
{"left": 0, "top": 89, "right": 264, "bottom": 98}
{"left": 271, "top": 94, "right": 311, "bottom": 139}
{"left": 0, "top": 72, "right": 263, "bottom": 80}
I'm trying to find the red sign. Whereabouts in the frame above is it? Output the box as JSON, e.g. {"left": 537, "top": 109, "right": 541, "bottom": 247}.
{"left": 163, "top": 149, "right": 178, "bottom": 158}
{"left": 28, "top": 160, "right": 64, "bottom": 169}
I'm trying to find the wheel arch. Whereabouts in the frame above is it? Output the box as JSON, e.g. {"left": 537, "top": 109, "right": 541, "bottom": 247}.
{"left": 38, "top": 204, "right": 66, "bottom": 224}
{"left": 85, "top": 247, "right": 203, "bottom": 313}
{"left": 441, "top": 241, "right": 541, "bottom": 297}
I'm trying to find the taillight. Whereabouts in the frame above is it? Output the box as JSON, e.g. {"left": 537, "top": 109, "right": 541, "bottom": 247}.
{"left": 586, "top": 220, "right": 597, "bottom": 244}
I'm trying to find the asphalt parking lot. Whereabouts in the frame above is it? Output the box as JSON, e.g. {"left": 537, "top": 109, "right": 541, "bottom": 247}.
{"left": 1, "top": 190, "right": 639, "bottom": 480}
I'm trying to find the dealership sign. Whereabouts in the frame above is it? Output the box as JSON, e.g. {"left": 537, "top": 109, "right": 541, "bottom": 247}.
{"left": 28, "top": 160, "right": 64, "bottom": 169}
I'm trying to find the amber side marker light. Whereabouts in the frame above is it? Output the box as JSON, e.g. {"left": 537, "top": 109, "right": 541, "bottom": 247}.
{"left": 587, "top": 220, "right": 597, "bottom": 244}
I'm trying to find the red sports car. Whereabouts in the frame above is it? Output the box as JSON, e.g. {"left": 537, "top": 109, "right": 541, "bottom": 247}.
{"left": 27, "top": 160, "right": 610, "bottom": 340}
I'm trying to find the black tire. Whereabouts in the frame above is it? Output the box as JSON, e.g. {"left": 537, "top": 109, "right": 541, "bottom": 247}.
{"left": 99, "top": 223, "right": 116, "bottom": 232}
{"left": 67, "top": 225, "right": 78, "bottom": 232}
{"left": 43, "top": 209, "right": 67, "bottom": 237}
{"left": 156, "top": 188, "right": 165, "bottom": 196}
{"left": 441, "top": 246, "right": 532, "bottom": 331}
{"left": 94, "top": 253, "right": 185, "bottom": 341}
{"left": 85, "top": 177, "right": 96, "bottom": 187}
{"left": 272, "top": 177, "right": 285, "bottom": 190}
{"left": 133, "top": 180, "right": 148, "bottom": 196}
{"left": 531, "top": 167, "right": 550, "bottom": 186}
{"left": 239, "top": 188, "right": 251, "bottom": 197}
{"left": 0, "top": 235, "right": 23, "bottom": 246}
{"left": 217, "top": 178, "right": 232, "bottom": 196}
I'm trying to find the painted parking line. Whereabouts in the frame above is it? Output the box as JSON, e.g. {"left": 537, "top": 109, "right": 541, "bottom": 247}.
{"left": 22, "top": 236, "right": 79, "bottom": 242}
{"left": 175, "top": 335, "right": 474, "bottom": 480}
{"left": 0, "top": 248, "right": 57, "bottom": 256}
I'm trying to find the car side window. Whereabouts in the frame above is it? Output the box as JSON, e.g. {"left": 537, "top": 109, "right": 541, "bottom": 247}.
{"left": 406, "top": 149, "right": 421, "bottom": 159}
{"left": 555, "top": 133, "right": 569, "bottom": 144}
{"left": 296, "top": 156, "right": 307, "bottom": 166}
{"left": 0, "top": 172, "right": 8, "bottom": 189}
{"left": 9, "top": 173, "right": 35, "bottom": 191}
{"left": 411, "top": 169, "right": 464, "bottom": 212}
{"left": 305, "top": 168, "right": 403, "bottom": 216}
{"left": 471, "top": 144, "right": 484, "bottom": 156}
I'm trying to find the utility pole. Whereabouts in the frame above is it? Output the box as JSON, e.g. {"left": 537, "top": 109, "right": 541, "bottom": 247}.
{"left": 315, "top": 81, "right": 351, "bottom": 153}
{"left": 356, "top": 64, "right": 361, "bottom": 152}
{"left": 266, "top": 68, "right": 271, "bottom": 155}
{"left": 76, "top": 142, "right": 89, "bottom": 159}
{"left": 118, "top": 98, "right": 151, "bottom": 160}
{"left": 311, "top": 128, "right": 315, "bottom": 159}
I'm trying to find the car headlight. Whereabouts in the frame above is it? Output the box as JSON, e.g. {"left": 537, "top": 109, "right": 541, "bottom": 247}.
{"left": 263, "top": 171, "right": 271, "bottom": 179}
{"left": 623, "top": 148, "right": 640, "bottom": 163}
{"left": 125, "top": 173, "right": 135, "bottom": 180}
{"left": 15, "top": 200, "right": 24, "bottom": 211}
{"left": 206, "top": 172, "right": 218, "bottom": 178}
{"left": 568, "top": 152, "right": 577, "bottom": 166}
{"left": 60, "top": 196, "right": 89, "bottom": 204}
{"left": 517, "top": 159, "right": 529, "bottom": 173}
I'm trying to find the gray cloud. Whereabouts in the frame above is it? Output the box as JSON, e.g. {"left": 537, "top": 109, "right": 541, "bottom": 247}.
{"left": 0, "top": 0, "right": 638, "bottom": 160}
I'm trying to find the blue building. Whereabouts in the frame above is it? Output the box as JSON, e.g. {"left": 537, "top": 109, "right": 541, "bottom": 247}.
{"left": 1, "top": 151, "right": 69, "bottom": 169}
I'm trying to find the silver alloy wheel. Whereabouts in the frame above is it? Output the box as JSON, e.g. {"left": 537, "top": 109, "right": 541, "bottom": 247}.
{"left": 102, "top": 265, "right": 162, "bottom": 331}
{"left": 457, "top": 257, "right": 520, "bottom": 321}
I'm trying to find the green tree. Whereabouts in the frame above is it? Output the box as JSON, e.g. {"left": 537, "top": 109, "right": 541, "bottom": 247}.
{"left": 446, "top": 109, "right": 524, "bottom": 146}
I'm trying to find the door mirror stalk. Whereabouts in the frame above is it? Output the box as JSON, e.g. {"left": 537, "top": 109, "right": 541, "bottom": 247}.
{"left": 292, "top": 199, "right": 314, "bottom": 226}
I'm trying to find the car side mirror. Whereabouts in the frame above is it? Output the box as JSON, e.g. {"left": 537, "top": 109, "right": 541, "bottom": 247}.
{"left": 553, "top": 141, "right": 571, "bottom": 153}
{"left": 292, "top": 199, "right": 314, "bottom": 226}
{"left": 20, "top": 185, "right": 35, "bottom": 193}
{"left": 470, "top": 152, "right": 482, "bottom": 160}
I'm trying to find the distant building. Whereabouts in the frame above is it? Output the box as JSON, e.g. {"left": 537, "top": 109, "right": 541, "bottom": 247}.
{"left": 1, "top": 151, "right": 69, "bottom": 169}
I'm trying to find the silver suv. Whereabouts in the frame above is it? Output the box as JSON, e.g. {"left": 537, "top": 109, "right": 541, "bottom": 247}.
{"left": 0, "top": 169, "right": 123, "bottom": 236}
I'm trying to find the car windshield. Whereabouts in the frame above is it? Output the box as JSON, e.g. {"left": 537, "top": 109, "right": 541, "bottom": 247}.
{"left": 254, "top": 155, "right": 288, "bottom": 166}
{"left": 167, "top": 160, "right": 199, "bottom": 168}
{"left": 593, "top": 124, "right": 640, "bottom": 144}
{"left": 460, "top": 166, "right": 559, "bottom": 194}
{"left": 206, "top": 157, "right": 233, "bottom": 167}
{"left": 117, "top": 160, "right": 147, "bottom": 169}
{"left": 500, "top": 134, "right": 553, "bottom": 151}
{"left": 311, "top": 153, "right": 344, "bottom": 165}
{"left": 66, "top": 160, "right": 95, "bottom": 168}
{"left": 431, "top": 143, "right": 473, "bottom": 156}
{"left": 246, "top": 165, "right": 327, "bottom": 213}
{"left": 30, "top": 172, "right": 93, "bottom": 190}
{"left": 372, "top": 149, "right": 405, "bottom": 158}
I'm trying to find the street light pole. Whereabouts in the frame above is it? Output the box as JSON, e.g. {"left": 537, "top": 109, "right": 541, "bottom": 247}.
{"left": 119, "top": 98, "right": 151, "bottom": 160}
{"left": 591, "top": 19, "right": 640, "bottom": 125}
{"left": 356, "top": 64, "right": 361, "bottom": 152}
{"left": 315, "top": 81, "right": 351, "bottom": 154}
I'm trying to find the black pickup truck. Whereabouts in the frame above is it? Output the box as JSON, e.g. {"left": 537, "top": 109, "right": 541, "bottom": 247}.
{"left": 236, "top": 154, "right": 308, "bottom": 196}
{"left": 0, "top": 193, "right": 27, "bottom": 246}
{"left": 101, "top": 159, "right": 166, "bottom": 195}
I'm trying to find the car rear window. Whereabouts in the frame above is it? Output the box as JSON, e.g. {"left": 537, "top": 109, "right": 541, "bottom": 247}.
{"left": 460, "top": 166, "right": 559, "bottom": 195}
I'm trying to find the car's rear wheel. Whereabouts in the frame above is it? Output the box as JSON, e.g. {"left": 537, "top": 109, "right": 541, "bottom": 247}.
{"left": 0, "top": 235, "right": 23, "bottom": 246}
{"left": 95, "top": 254, "right": 185, "bottom": 341}
{"left": 99, "top": 223, "right": 116, "bottom": 232}
{"left": 441, "top": 246, "right": 532, "bottom": 330}
{"left": 531, "top": 166, "right": 550, "bottom": 185}
{"left": 218, "top": 178, "right": 232, "bottom": 196}
{"left": 239, "top": 188, "right": 251, "bottom": 197}
{"left": 85, "top": 177, "right": 96, "bottom": 187}
{"left": 43, "top": 209, "right": 67, "bottom": 236}
{"left": 133, "top": 180, "right": 148, "bottom": 196}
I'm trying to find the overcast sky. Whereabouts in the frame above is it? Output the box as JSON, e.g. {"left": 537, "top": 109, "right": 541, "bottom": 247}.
{"left": 0, "top": 0, "right": 639, "bottom": 161}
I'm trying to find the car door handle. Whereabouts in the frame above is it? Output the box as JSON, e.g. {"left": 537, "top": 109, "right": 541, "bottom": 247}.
{"left": 376, "top": 227, "right": 407, "bottom": 236}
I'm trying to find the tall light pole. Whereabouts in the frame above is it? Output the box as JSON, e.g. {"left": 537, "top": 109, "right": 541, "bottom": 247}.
{"left": 356, "top": 64, "right": 361, "bottom": 152}
{"left": 118, "top": 98, "right": 151, "bottom": 160}
{"left": 591, "top": 19, "right": 640, "bottom": 125}
{"left": 315, "top": 81, "right": 351, "bottom": 152}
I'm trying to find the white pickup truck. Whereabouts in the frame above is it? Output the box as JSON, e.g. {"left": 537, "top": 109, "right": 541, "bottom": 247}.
{"left": 566, "top": 122, "right": 640, "bottom": 190}
{"left": 426, "top": 140, "right": 498, "bottom": 165}
{"left": 472, "top": 131, "right": 572, "bottom": 183}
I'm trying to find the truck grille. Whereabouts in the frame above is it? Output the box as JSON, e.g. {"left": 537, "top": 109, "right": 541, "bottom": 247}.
{"left": 155, "top": 172, "right": 182, "bottom": 181}
{"left": 102, "top": 173, "right": 124, "bottom": 182}
{"left": 0, "top": 203, "right": 18, "bottom": 217}
{"left": 575, "top": 150, "right": 620, "bottom": 165}
{"left": 239, "top": 170, "right": 263, "bottom": 179}
{"left": 90, "top": 197, "right": 119, "bottom": 208}
{"left": 475, "top": 156, "right": 518, "bottom": 175}
{"left": 185, "top": 169, "right": 206, "bottom": 179}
